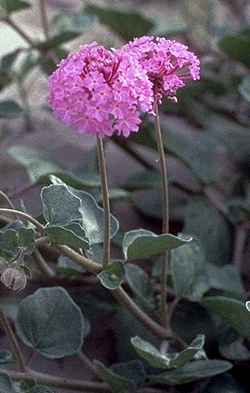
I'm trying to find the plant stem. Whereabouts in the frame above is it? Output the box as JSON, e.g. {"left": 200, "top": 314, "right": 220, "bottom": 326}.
{"left": 113, "top": 287, "right": 170, "bottom": 339}
{"left": 39, "top": 0, "right": 50, "bottom": 39}
{"left": 3, "top": 213, "right": 168, "bottom": 341}
{"left": 78, "top": 351, "right": 98, "bottom": 378}
{"left": 0, "top": 311, "right": 26, "bottom": 372}
{"left": 5, "top": 369, "right": 166, "bottom": 392}
{"left": 0, "top": 191, "right": 15, "bottom": 210}
{"left": 4, "top": 17, "right": 34, "bottom": 46}
{"left": 154, "top": 103, "right": 170, "bottom": 328}
{"left": 0, "top": 208, "right": 44, "bottom": 233}
{"left": 6, "top": 369, "right": 109, "bottom": 392}
{"left": 33, "top": 249, "right": 55, "bottom": 278}
{"left": 58, "top": 245, "right": 102, "bottom": 274}
{"left": 17, "top": 79, "right": 32, "bottom": 132}
{"left": 43, "top": 240, "right": 169, "bottom": 339}
{"left": 49, "top": 242, "right": 169, "bottom": 339}
{"left": 96, "top": 137, "right": 111, "bottom": 267}
{"left": 233, "top": 222, "right": 250, "bottom": 269}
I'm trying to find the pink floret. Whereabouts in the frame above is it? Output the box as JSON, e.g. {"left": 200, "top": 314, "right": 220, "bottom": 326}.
{"left": 48, "top": 42, "right": 154, "bottom": 137}
{"left": 119, "top": 36, "right": 200, "bottom": 104}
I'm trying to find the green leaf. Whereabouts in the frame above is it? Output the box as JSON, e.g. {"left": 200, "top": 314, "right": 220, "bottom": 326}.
{"left": 207, "top": 264, "right": 243, "bottom": 295}
{"left": 131, "top": 335, "right": 205, "bottom": 370}
{"left": 0, "top": 225, "right": 35, "bottom": 260}
{"left": 17, "top": 227, "right": 35, "bottom": 249}
{"left": 218, "top": 31, "right": 250, "bottom": 67}
{"left": 86, "top": 243, "right": 103, "bottom": 264}
{"left": 16, "top": 287, "right": 84, "bottom": 358}
{"left": 0, "top": 229, "right": 19, "bottom": 259}
{"left": 123, "top": 229, "right": 191, "bottom": 260}
{"left": 8, "top": 146, "right": 61, "bottom": 184}
{"left": 94, "top": 360, "right": 137, "bottom": 393}
{"left": 0, "top": 0, "right": 30, "bottom": 14}
{"left": 203, "top": 297, "right": 250, "bottom": 339}
{"left": 172, "top": 300, "right": 216, "bottom": 346}
{"left": 168, "top": 335, "right": 206, "bottom": 369}
{"left": 125, "top": 264, "right": 154, "bottom": 311}
{"left": 45, "top": 223, "right": 88, "bottom": 250}
{"left": 239, "top": 76, "right": 250, "bottom": 102}
{"left": 131, "top": 336, "right": 170, "bottom": 369}
{"left": 0, "top": 49, "right": 20, "bottom": 73}
{"left": 36, "top": 31, "right": 80, "bottom": 50}
{"left": 85, "top": 4, "right": 154, "bottom": 41}
{"left": 41, "top": 182, "right": 119, "bottom": 245}
{"left": 149, "top": 360, "right": 232, "bottom": 385}
{"left": 69, "top": 188, "right": 119, "bottom": 245}
{"left": 98, "top": 262, "right": 125, "bottom": 290}
{"left": 45, "top": 173, "right": 100, "bottom": 189}
{"left": 41, "top": 184, "right": 82, "bottom": 226}
{"left": 0, "top": 100, "right": 23, "bottom": 118}
{"left": 0, "top": 373, "right": 15, "bottom": 393}
{"left": 184, "top": 198, "right": 231, "bottom": 266}
{"left": 171, "top": 239, "right": 210, "bottom": 301}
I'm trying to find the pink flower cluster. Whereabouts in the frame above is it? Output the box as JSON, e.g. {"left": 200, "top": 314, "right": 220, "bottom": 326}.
{"left": 120, "top": 36, "right": 200, "bottom": 103}
{"left": 48, "top": 37, "right": 200, "bottom": 137}
{"left": 49, "top": 42, "right": 153, "bottom": 137}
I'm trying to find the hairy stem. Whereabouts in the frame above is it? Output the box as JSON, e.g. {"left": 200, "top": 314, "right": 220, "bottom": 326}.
{"left": 96, "top": 137, "right": 111, "bottom": 266}
{"left": 154, "top": 104, "right": 170, "bottom": 328}
{"left": 0, "top": 311, "right": 26, "bottom": 372}
{"left": 39, "top": 0, "right": 50, "bottom": 39}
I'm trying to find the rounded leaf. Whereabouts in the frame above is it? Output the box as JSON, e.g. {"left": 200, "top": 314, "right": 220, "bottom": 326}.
{"left": 98, "top": 262, "right": 125, "bottom": 290}
{"left": 203, "top": 297, "right": 250, "bottom": 339}
{"left": 123, "top": 229, "right": 191, "bottom": 260}
{"left": 16, "top": 287, "right": 84, "bottom": 358}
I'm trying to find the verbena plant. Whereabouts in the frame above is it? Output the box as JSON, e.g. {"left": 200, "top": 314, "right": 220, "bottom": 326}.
{"left": 0, "top": 1, "right": 250, "bottom": 393}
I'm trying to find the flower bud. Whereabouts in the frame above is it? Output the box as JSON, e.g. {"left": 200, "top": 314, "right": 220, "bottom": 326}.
{"left": 1, "top": 268, "right": 27, "bottom": 291}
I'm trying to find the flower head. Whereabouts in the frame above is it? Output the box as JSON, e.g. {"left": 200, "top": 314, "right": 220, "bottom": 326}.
{"left": 1, "top": 267, "right": 27, "bottom": 291}
{"left": 119, "top": 36, "right": 200, "bottom": 104}
{"left": 48, "top": 42, "right": 154, "bottom": 137}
